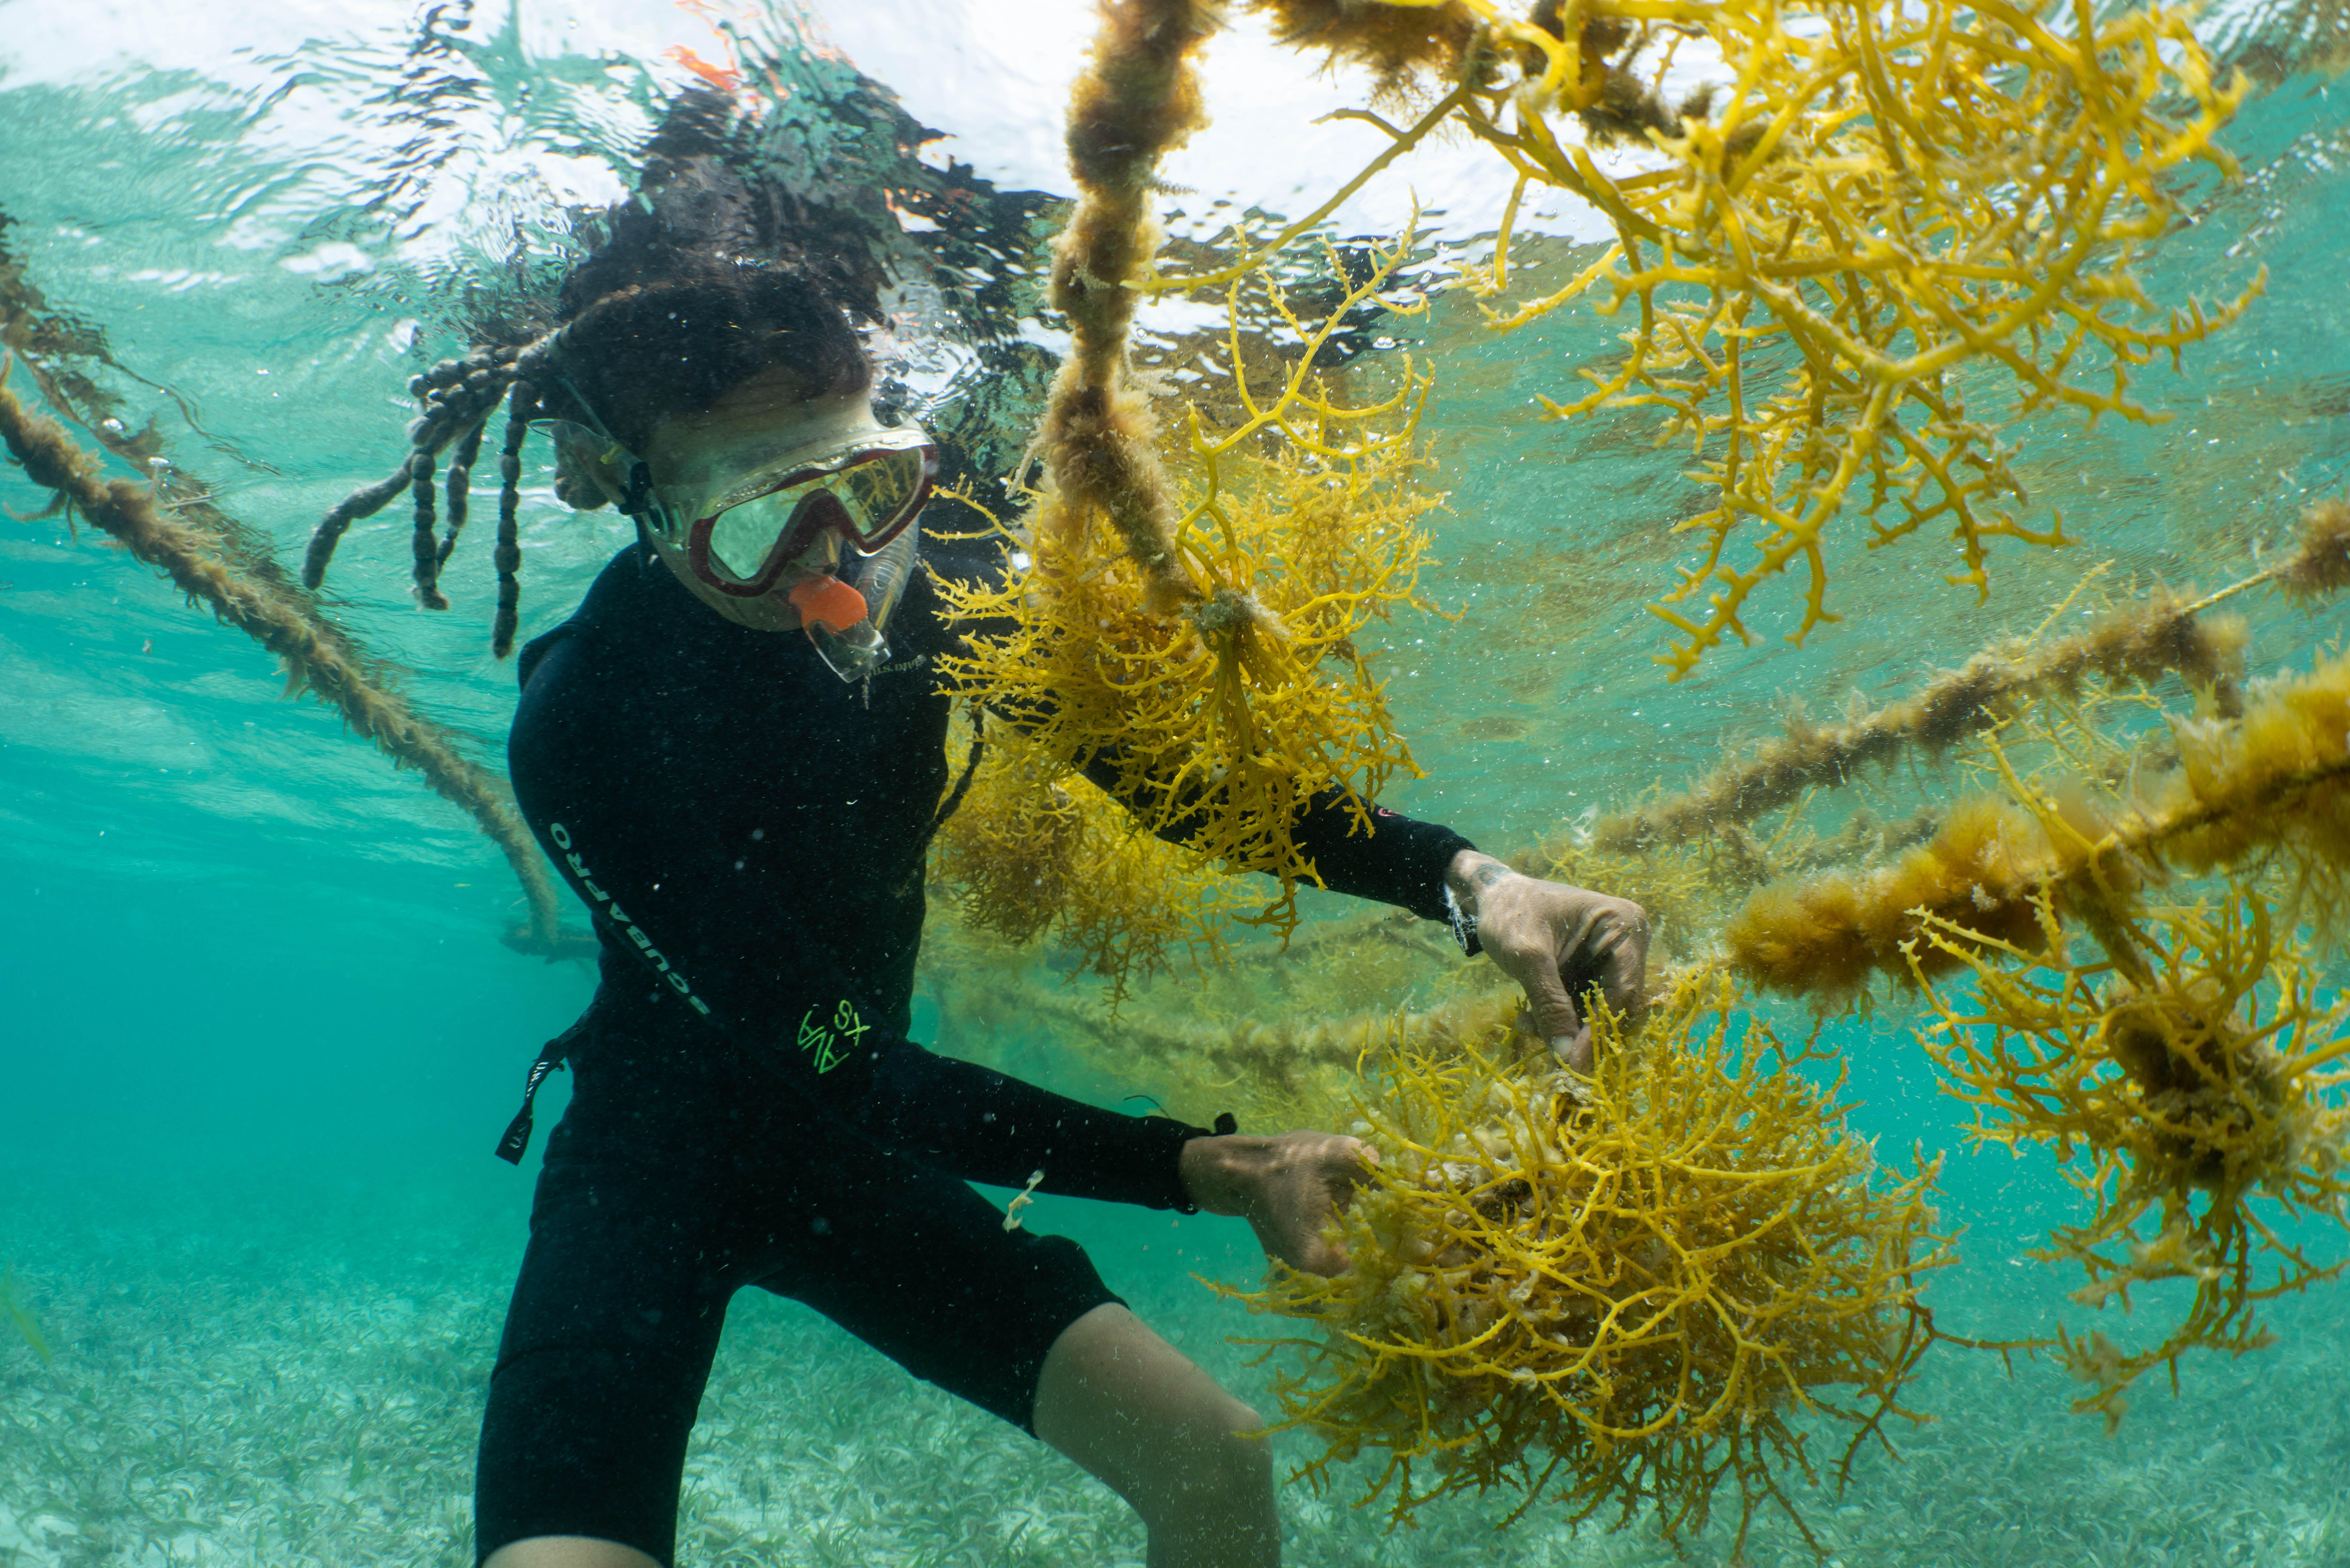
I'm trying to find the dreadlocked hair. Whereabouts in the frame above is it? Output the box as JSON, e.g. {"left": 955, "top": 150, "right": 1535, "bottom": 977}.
{"left": 302, "top": 339, "right": 530, "bottom": 596}
{"left": 409, "top": 436, "right": 443, "bottom": 609}
{"left": 543, "top": 262, "right": 872, "bottom": 451}
{"left": 492, "top": 375, "right": 538, "bottom": 659}
{"left": 302, "top": 95, "right": 876, "bottom": 656}
{"left": 437, "top": 418, "right": 487, "bottom": 564}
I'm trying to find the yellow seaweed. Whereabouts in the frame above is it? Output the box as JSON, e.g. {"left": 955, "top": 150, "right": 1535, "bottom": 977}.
{"left": 929, "top": 730, "right": 1253, "bottom": 1000}
{"left": 1227, "top": 973, "right": 1950, "bottom": 1555}
{"left": 1037, "top": 0, "right": 1217, "bottom": 613}
{"left": 939, "top": 238, "right": 1444, "bottom": 931}
{"left": 1717, "top": 645, "right": 2350, "bottom": 1003}
{"left": 916, "top": 0, "right": 2350, "bottom": 1461}
{"left": 2142, "top": 648, "right": 2350, "bottom": 917}
{"left": 1683, "top": 643, "right": 2350, "bottom": 1425}
{"left": 1214, "top": 0, "right": 2257, "bottom": 676}
{"left": 1910, "top": 890, "right": 2350, "bottom": 1431}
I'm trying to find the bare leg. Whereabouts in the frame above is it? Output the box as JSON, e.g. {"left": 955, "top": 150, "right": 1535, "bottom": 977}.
{"left": 479, "top": 1308, "right": 1277, "bottom": 1568}
{"left": 481, "top": 1537, "right": 660, "bottom": 1568}
{"left": 1032, "top": 1303, "right": 1280, "bottom": 1568}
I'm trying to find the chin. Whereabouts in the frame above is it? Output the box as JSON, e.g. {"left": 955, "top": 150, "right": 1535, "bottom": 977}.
{"left": 738, "top": 593, "right": 803, "bottom": 632}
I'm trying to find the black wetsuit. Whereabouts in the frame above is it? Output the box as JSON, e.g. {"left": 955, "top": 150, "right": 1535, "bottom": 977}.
{"left": 475, "top": 532, "right": 1474, "bottom": 1566}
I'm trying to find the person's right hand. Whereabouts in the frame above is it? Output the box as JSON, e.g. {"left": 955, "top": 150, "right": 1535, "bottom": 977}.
{"left": 1177, "top": 1131, "right": 1379, "bottom": 1276}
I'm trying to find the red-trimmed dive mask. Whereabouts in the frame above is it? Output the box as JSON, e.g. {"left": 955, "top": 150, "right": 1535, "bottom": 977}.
{"left": 676, "top": 420, "right": 935, "bottom": 599}
{"left": 541, "top": 404, "right": 936, "bottom": 684}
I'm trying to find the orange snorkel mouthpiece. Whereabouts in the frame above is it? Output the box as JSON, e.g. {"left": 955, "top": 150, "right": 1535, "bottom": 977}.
{"left": 789, "top": 574, "right": 869, "bottom": 635}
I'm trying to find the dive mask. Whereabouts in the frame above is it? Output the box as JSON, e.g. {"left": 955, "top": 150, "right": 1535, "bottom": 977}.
{"left": 540, "top": 401, "right": 936, "bottom": 684}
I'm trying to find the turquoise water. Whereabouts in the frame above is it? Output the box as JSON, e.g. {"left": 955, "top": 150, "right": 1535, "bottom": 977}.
{"left": 3, "top": 1, "right": 2350, "bottom": 1564}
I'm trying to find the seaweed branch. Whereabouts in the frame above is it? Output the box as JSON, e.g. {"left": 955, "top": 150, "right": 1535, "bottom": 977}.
{"left": 1596, "top": 587, "right": 2251, "bottom": 855}
{"left": 939, "top": 0, "right": 1444, "bottom": 935}
{"left": 1911, "top": 891, "right": 2350, "bottom": 1430}
{"left": 1239, "top": 0, "right": 2259, "bottom": 676}
{"left": 1720, "top": 645, "right": 2350, "bottom": 1003}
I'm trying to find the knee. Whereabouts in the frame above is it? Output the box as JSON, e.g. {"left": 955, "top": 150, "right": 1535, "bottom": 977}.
{"left": 1218, "top": 1420, "right": 1276, "bottom": 1499}
{"left": 1161, "top": 1402, "right": 1273, "bottom": 1511}
{"left": 1034, "top": 1305, "right": 1278, "bottom": 1533}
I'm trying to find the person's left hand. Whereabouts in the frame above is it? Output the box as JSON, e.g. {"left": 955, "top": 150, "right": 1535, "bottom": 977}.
{"left": 1446, "top": 849, "right": 1650, "bottom": 1073}
{"left": 1178, "top": 1131, "right": 1378, "bottom": 1276}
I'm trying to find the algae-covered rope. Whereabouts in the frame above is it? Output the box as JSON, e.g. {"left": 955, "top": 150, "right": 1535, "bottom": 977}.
{"left": 1034, "top": 0, "right": 1219, "bottom": 613}
{"left": 0, "top": 354, "right": 561, "bottom": 943}
{"left": 1594, "top": 502, "right": 2350, "bottom": 857}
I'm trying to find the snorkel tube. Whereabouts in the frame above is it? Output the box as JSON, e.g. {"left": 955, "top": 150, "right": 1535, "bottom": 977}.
{"left": 792, "top": 524, "right": 920, "bottom": 683}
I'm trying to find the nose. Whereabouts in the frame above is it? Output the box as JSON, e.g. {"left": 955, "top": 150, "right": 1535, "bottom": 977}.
{"left": 781, "top": 489, "right": 855, "bottom": 559}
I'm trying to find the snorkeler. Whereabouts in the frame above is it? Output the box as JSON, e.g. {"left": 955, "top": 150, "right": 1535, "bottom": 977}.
{"left": 307, "top": 117, "right": 1646, "bottom": 1568}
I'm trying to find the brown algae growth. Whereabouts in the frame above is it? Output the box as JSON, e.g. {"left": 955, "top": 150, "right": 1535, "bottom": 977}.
{"left": 1033, "top": 0, "right": 1217, "bottom": 615}
{"left": 1587, "top": 497, "right": 2350, "bottom": 862}
{"left": 928, "top": 735, "right": 1252, "bottom": 999}
{"left": 1722, "top": 645, "right": 2350, "bottom": 1004}
{"left": 1690, "top": 646, "right": 2350, "bottom": 1425}
{"left": 1229, "top": 976, "right": 1949, "bottom": 1555}
{"left": 1592, "top": 592, "right": 2251, "bottom": 856}
{"left": 944, "top": 0, "right": 2281, "bottom": 998}
{"left": 932, "top": 0, "right": 2349, "bottom": 1476}
{"left": 940, "top": 0, "right": 1444, "bottom": 932}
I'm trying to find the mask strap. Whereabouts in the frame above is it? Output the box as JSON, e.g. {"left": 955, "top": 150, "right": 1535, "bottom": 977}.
{"left": 550, "top": 371, "right": 623, "bottom": 447}
{"left": 620, "top": 460, "right": 656, "bottom": 519}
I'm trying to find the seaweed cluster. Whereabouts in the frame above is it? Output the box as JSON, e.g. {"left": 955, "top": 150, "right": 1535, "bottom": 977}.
{"left": 926, "top": 0, "right": 1472, "bottom": 938}
{"left": 1169, "top": 542, "right": 2350, "bottom": 1472}
{"left": 1720, "top": 640, "right": 2350, "bottom": 1003}
{"left": 1229, "top": 973, "right": 1949, "bottom": 1555}
{"left": 1663, "top": 632, "right": 2350, "bottom": 1424}
{"left": 1911, "top": 892, "right": 2350, "bottom": 1430}
{"left": 1214, "top": 0, "right": 2256, "bottom": 676}
{"left": 937, "top": 0, "right": 2284, "bottom": 1011}
{"left": 964, "top": 4, "right": 2347, "bottom": 1457}
{"left": 1484, "top": 499, "right": 2343, "bottom": 998}
{"left": 926, "top": 5, "right": 2345, "bottom": 1469}
{"left": 939, "top": 235, "right": 1443, "bottom": 930}
{"left": 1534, "top": 500, "right": 2350, "bottom": 976}
{"left": 2143, "top": 644, "right": 2350, "bottom": 909}
{"left": 927, "top": 733, "right": 1250, "bottom": 1000}
{"left": 1725, "top": 795, "right": 2059, "bottom": 1003}
{"left": 1025, "top": 0, "right": 1217, "bottom": 617}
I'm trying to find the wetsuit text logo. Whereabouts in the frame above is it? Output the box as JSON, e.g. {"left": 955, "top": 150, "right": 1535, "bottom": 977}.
{"left": 796, "top": 999, "right": 868, "bottom": 1074}
{"left": 548, "top": 821, "right": 713, "bottom": 1017}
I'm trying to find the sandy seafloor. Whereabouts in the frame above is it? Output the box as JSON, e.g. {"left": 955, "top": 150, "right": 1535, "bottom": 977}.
{"left": 3, "top": 1170, "right": 2348, "bottom": 1568}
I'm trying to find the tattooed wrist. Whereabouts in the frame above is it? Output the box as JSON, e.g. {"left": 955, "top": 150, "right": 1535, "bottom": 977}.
{"left": 1444, "top": 849, "right": 1515, "bottom": 912}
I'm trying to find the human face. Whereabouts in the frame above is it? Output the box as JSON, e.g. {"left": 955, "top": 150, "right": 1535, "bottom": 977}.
{"left": 619, "top": 369, "right": 927, "bottom": 632}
